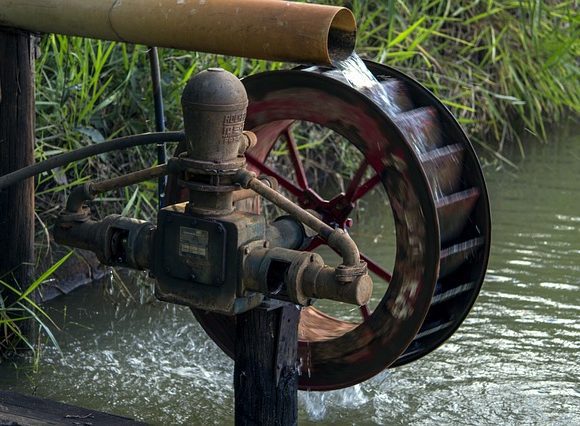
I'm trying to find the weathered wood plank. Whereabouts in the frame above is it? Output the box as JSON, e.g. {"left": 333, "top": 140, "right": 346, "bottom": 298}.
{"left": 0, "top": 391, "right": 146, "bottom": 425}
{"left": 234, "top": 303, "right": 300, "bottom": 426}
{"left": 0, "top": 27, "right": 36, "bottom": 352}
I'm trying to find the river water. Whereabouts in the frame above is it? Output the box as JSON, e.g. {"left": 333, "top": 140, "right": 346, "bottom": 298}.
{"left": 1, "top": 124, "right": 579, "bottom": 425}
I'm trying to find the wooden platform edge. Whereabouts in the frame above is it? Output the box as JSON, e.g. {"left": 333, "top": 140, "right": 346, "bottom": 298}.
{"left": 0, "top": 391, "right": 147, "bottom": 426}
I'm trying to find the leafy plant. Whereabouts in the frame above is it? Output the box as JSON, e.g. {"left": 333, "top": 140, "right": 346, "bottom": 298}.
{"left": 0, "top": 252, "right": 71, "bottom": 358}
{"left": 30, "top": 0, "right": 578, "bottom": 243}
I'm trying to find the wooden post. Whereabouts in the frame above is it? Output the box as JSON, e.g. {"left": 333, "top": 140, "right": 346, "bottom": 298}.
{"left": 0, "top": 27, "right": 36, "bottom": 351}
{"left": 234, "top": 303, "right": 300, "bottom": 426}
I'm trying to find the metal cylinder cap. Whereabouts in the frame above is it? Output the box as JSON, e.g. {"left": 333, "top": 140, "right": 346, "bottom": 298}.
{"left": 181, "top": 68, "right": 248, "bottom": 111}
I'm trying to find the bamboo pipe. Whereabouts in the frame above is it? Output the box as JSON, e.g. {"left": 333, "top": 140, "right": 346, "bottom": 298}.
{"left": 0, "top": 0, "right": 356, "bottom": 65}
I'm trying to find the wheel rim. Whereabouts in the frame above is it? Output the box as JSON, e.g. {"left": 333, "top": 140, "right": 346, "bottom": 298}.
{"left": 165, "top": 62, "right": 490, "bottom": 390}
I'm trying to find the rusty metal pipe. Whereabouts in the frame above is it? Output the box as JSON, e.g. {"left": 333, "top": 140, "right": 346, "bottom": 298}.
{"left": 302, "top": 265, "right": 372, "bottom": 306}
{"left": 0, "top": 0, "right": 356, "bottom": 65}
{"left": 232, "top": 188, "right": 257, "bottom": 204}
{"left": 266, "top": 218, "right": 306, "bottom": 251}
{"left": 66, "top": 164, "right": 168, "bottom": 213}
{"left": 232, "top": 175, "right": 278, "bottom": 203}
{"left": 235, "top": 169, "right": 361, "bottom": 268}
{"left": 90, "top": 164, "right": 167, "bottom": 194}
{"left": 54, "top": 215, "right": 155, "bottom": 270}
{"left": 243, "top": 247, "right": 372, "bottom": 306}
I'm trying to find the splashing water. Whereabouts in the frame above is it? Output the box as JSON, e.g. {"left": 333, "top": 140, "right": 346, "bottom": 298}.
{"left": 335, "top": 52, "right": 444, "bottom": 197}
{"left": 0, "top": 126, "right": 579, "bottom": 424}
{"left": 334, "top": 52, "right": 400, "bottom": 116}
{"left": 300, "top": 385, "right": 369, "bottom": 422}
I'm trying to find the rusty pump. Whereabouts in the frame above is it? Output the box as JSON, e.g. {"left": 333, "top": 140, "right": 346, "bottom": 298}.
{"left": 0, "top": 60, "right": 492, "bottom": 394}
{"left": 0, "top": 0, "right": 491, "bottom": 397}
{"left": 54, "top": 68, "right": 373, "bottom": 315}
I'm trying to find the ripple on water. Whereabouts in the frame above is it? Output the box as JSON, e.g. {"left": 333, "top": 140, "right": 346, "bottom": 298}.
{"left": 0, "top": 126, "right": 579, "bottom": 424}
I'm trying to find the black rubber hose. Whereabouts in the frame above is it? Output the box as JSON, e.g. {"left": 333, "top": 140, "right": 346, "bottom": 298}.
{"left": 0, "top": 131, "right": 185, "bottom": 191}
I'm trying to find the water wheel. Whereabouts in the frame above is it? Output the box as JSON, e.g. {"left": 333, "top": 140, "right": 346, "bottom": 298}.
{"left": 166, "top": 61, "right": 491, "bottom": 390}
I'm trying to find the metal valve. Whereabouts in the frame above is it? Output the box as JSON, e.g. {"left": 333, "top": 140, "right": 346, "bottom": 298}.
{"left": 54, "top": 67, "right": 373, "bottom": 315}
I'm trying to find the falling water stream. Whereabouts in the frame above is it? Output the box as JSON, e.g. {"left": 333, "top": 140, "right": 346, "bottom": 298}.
{"left": 0, "top": 57, "right": 578, "bottom": 424}
{"left": 333, "top": 53, "right": 400, "bottom": 117}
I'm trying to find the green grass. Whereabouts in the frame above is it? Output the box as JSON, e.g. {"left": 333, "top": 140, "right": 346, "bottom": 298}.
{"left": 31, "top": 0, "right": 578, "bottom": 234}
{"left": 0, "top": 252, "right": 71, "bottom": 359}
{"left": 345, "top": 0, "right": 579, "bottom": 158}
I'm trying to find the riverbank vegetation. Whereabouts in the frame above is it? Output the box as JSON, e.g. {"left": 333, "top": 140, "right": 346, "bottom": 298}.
{"left": 0, "top": 253, "right": 69, "bottom": 360}
{"left": 345, "top": 0, "right": 579, "bottom": 159}
{"left": 33, "top": 1, "right": 578, "bottom": 214}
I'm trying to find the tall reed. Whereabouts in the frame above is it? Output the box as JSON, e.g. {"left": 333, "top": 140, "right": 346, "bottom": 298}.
{"left": 31, "top": 0, "right": 578, "bottom": 230}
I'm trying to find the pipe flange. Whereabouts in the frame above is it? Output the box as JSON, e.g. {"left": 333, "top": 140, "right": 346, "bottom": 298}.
{"left": 172, "top": 154, "right": 246, "bottom": 175}
{"left": 335, "top": 261, "right": 368, "bottom": 283}
{"left": 287, "top": 252, "right": 324, "bottom": 306}
{"left": 58, "top": 206, "right": 92, "bottom": 223}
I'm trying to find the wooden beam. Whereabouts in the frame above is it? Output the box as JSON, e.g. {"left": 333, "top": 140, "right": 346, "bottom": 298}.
{"left": 0, "top": 27, "right": 36, "bottom": 351}
{"left": 0, "top": 391, "right": 146, "bottom": 425}
{"left": 234, "top": 303, "right": 300, "bottom": 425}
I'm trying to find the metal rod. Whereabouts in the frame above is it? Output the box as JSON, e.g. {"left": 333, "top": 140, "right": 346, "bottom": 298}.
{"left": 91, "top": 164, "right": 167, "bottom": 195}
{"left": 232, "top": 176, "right": 278, "bottom": 203}
{"left": 66, "top": 164, "right": 168, "bottom": 213}
{"left": 236, "top": 170, "right": 361, "bottom": 267}
{"left": 0, "top": 132, "right": 184, "bottom": 190}
{"left": 147, "top": 46, "right": 167, "bottom": 209}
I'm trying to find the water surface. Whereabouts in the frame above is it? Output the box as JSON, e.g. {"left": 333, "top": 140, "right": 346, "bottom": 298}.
{"left": 1, "top": 125, "right": 578, "bottom": 425}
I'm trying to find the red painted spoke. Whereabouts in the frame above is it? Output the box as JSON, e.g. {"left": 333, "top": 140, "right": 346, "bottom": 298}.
{"left": 360, "top": 305, "right": 371, "bottom": 320}
{"left": 246, "top": 154, "right": 303, "bottom": 198}
{"left": 361, "top": 252, "right": 392, "bottom": 282}
{"left": 284, "top": 128, "right": 309, "bottom": 190}
{"left": 344, "top": 158, "right": 369, "bottom": 202}
{"left": 303, "top": 236, "right": 324, "bottom": 252}
{"left": 352, "top": 174, "right": 381, "bottom": 203}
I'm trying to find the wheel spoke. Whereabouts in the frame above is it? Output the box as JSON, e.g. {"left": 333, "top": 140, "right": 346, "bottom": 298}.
{"left": 360, "top": 305, "right": 371, "bottom": 320}
{"left": 246, "top": 154, "right": 303, "bottom": 197}
{"left": 352, "top": 174, "right": 381, "bottom": 203}
{"left": 361, "top": 252, "right": 392, "bottom": 282}
{"left": 284, "top": 128, "right": 309, "bottom": 190}
{"left": 303, "top": 236, "right": 324, "bottom": 252}
{"left": 344, "top": 158, "right": 369, "bottom": 202}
